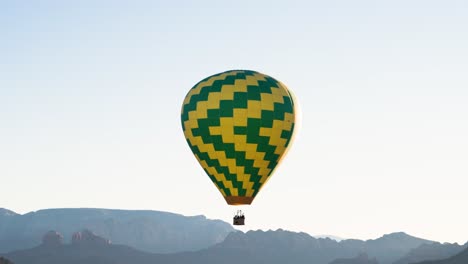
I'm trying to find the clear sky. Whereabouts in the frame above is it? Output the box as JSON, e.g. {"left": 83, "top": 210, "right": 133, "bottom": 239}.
{"left": 1, "top": 0, "right": 467, "bottom": 243}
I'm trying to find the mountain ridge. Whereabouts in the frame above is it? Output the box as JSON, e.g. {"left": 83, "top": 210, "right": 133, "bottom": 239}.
{"left": 0, "top": 207, "right": 234, "bottom": 254}
{"left": 0, "top": 209, "right": 17, "bottom": 217}
{"left": 394, "top": 242, "right": 467, "bottom": 264}
{"left": 413, "top": 246, "right": 468, "bottom": 264}
{"left": 1, "top": 207, "right": 465, "bottom": 264}
{"left": 1, "top": 228, "right": 459, "bottom": 264}
{"left": 202, "top": 229, "right": 434, "bottom": 264}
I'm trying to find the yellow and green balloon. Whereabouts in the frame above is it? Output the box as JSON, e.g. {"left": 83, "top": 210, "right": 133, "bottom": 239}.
{"left": 181, "top": 70, "right": 296, "bottom": 205}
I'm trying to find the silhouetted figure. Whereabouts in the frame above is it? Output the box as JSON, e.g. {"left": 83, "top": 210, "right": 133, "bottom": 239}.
{"left": 233, "top": 210, "right": 245, "bottom": 225}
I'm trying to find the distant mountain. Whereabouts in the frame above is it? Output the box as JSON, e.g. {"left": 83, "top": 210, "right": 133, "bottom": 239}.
{"left": 193, "top": 229, "right": 433, "bottom": 264}
{"left": 0, "top": 208, "right": 234, "bottom": 254}
{"left": 0, "top": 209, "right": 17, "bottom": 217}
{"left": 3, "top": 230, "right": 159, "bottom": 264}
{"left": 315, "top": 235, "right": 345, "bottom": 241}
{"left": 340, "top": 232, "right": 434, "bottom": 264}
{"left": 330, "top": 253, "right": 379, "bottom": 264}
{"left": 1, "top": 229, "right": 449, "bottom": 264}
{"left": 394, "top": 242, "right": 466, "bottom": 264}
{"left": 413, "top": 246, "right": 468, "bottom": 264}
{"left": 3, "top": 229, "right": 354, "bottom": 264}
{"left": 203, "top": 229, "right": 353, "bottom": 264}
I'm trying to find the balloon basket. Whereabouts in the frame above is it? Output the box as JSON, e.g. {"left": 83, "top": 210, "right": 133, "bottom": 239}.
{"left": 233, "top": 210, "right": 245, "bottom": 225}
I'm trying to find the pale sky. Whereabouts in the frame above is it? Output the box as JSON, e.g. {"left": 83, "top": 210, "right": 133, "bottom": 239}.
{"left": 1, "top": 1, "right": 467, "bottom": 244}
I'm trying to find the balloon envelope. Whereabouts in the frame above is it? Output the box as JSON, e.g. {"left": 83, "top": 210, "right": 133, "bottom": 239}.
{"left": 181, "top": 70, "right": 296, "bottom": 205}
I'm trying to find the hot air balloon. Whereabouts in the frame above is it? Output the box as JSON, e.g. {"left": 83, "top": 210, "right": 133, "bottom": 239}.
{"left": 181, "top": 70, "right": 296, "bottom": 225}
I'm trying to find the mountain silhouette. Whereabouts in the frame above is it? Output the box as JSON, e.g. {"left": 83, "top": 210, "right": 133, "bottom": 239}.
{"left": 338, "top": 232, "right": 434, "bottom": 264}
{"left": 412, "top": 245, "right": 468, "bottom": 264}
{"left": 207, "top": 230, "right": 433, "bottom": 264}
{"left": 330, "top": 253, "right": 379, "bottom": 264}
{"left": 1, "top": 229, "right": 456, "bottom": 264}
{"left": 394, "top": 242, "right": 466, "bottom": 264}
{"left": 0, "top": 208, "right": 233, "bottom": 254}
{"left": 0, "top": 209, "right": 17, "bottom": 217}
{"left": 3, "top": 230, "right": 158, "bottom": 264}
{"left": 315, "top": 235, "right": 345, "bottom": 241}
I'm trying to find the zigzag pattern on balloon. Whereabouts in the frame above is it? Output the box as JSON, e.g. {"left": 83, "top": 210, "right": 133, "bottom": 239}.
{"left": 181, "top": 70, "right": 295, "bottom": 205}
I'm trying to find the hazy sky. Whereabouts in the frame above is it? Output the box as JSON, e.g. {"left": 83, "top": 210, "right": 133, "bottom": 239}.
{"left": 1, "top": 1, "right": 468, "bottom": 243}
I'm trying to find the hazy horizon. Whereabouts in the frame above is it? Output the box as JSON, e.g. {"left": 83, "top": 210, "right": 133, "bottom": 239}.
{"left": 1, "top": 1, "right": 467, "bottom": 244}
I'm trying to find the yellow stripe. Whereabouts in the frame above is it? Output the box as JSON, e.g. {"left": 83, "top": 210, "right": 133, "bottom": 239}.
{"left": 207, "top": 92, "right": 222, "bottom": 109}
{"left": 233, "top": 79, "right": 248, "bottom": 92}
{"left": 246, "top": 100, "right": 262, "bottom": 118}
{"left": 260, "top": 93, "right": 275, "bottom": 111}
{"left": 196, "top": 101, "right": 208, "bottom": 119}
{"left": 283, "top": 112, "right": 295, "bottom": 131}
{"left": 233, "top": 109, "right": 248, "bottom": 126}
{"left": 220, "top": 117, "right": 234, "bottom": 143}
{"left": 271, "top": 86, "right": 286, "bottom": 104}
{"left": 220, "top": 85, "right": 235, "bottom": 100}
